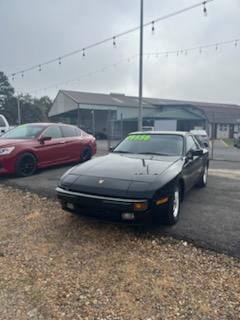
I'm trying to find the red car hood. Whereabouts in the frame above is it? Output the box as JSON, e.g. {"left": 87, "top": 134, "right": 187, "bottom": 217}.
{"left": 0, "top": 139, "right": 33, "bottom": 147}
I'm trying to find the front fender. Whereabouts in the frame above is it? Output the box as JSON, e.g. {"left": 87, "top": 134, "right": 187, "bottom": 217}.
{"left": 150, "top": 159, "right": 184, "bottom": 198}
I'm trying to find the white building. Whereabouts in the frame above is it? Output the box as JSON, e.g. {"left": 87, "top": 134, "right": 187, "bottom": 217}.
{"left": 49, "top": 90, "right": 240, "bottom": 139}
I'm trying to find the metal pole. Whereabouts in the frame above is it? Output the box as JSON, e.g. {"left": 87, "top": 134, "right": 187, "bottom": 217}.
{"left": 107, "top": 110, "right": 111, "bottom": 151}
{"left": 17, "top": 97, "right": 21, "bottom": 125}
{"left": 91, "top": 110, "right": 95, "bottom": 135}
{"left": 120, "top": 112, "right": 123, "bottom": 139}
{"left": 77, "top": 103, "right": 80, "bottom": 127}
{"left": 138, "top": 0, "right": 144, "bottom": 132}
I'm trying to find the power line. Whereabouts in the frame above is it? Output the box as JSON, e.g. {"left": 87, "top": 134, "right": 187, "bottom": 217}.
{"left": 7, "top": 0, "right": 214, "bottom": 80}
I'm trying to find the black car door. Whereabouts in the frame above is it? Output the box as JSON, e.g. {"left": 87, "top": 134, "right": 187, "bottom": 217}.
{"left": 183, "top": 135, "right": 203, "bottom": 191}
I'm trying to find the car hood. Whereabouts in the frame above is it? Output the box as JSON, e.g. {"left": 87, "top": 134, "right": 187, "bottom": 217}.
{"left": 60, "top": 153, "right": 182, "bottom": 198}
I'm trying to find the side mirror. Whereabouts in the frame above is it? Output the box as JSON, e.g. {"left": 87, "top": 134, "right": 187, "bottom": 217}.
{"left": 192, "top": 149, "right": 204, "bottom": 157}
{"left": 39, "top": 136, "right": 52, "bottom": 144}
{"left": 203, "top": 142, "right": 209, "bottom": 148}
{"left": 109, "top": 146, "right": 114, "bottom": 152}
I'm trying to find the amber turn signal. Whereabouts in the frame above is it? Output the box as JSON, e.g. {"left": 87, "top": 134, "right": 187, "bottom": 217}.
{"left": 133, "top": 202, "right": 148, "bottom": 211}
{"left": 156, "top": 197, "right": 169, "bottom": 205}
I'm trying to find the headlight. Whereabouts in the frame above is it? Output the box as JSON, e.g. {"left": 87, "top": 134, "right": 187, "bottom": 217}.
{"left": 0, "top": 147, "right": 15, "bottom": 155}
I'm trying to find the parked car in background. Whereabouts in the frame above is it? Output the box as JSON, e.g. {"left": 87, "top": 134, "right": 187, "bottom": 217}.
{"left": 57, "top": 131, "right": 209, "bottom": 226}
{"left": 0, "top": 123, "right": 96, "bottom": 176}
{"left": 0, "top": 114, "right": 11, "bottom": 136}
{"left": 190, "top": 129, "right": 209, "bottom": 148}
{"left": 233, "top": 132, "right": 240, "bottom": 148}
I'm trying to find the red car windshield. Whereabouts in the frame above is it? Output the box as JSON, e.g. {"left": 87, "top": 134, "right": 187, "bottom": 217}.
{"left": 1, "top": 125, "right": 45, "bottom": 139}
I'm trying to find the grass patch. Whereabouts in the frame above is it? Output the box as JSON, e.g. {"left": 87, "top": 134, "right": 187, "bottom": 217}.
{"left": 222, "top": 139, "right": 234, "bottom": 146}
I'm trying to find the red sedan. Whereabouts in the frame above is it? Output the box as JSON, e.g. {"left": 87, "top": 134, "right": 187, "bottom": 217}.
{"left": 0, "top": 123, "right": 96, "bottom": 176}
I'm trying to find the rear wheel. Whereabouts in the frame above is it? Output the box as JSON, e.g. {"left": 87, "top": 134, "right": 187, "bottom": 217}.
{"left": 15, "top": 152, "right": 37, "bottom": 177}
{"left": 162, "top": 184, "right": 181, "bottom": 225}
{"left": 80, "top": 147, "right": 92, "bottom": 163}
{"left": 196, "top": 165, "right": 208, "bottom": 188}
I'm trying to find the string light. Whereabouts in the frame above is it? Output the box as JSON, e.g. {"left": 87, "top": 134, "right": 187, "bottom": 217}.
{"left": 12, "top": 74, "right": 15, "bottom": 81}
{"left": 215, "top": 44, "right": 218, "bottom": 50}
{"left": 113, "top": 36, "right": 116, "bottom": 47}
{"left": 82, "top": 49, "right": 86, "bottom": 57}
{"left": 38, "top": 65, "right": 42, "bottom": 72}
{"left": 58, "top": 57, "right": 62, "bottom": 66}
{"left": 21, "top": 72, "right": 24, "bottom": 78}
{"left": 235, "top": 40, "right": 238, "bottom": 47}
{"left": 5, "top": 0, "right": 215, "bottom": 81}
{"left": 151, "top": 21, "right": 155, "bottom": 35}
{"left": 203, "top": 1, "right": 208, "bottom": 16}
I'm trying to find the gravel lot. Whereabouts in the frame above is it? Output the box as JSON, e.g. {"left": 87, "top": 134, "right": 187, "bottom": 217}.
{"left": 0, "top": 186, "right": 239, "bottom": 320}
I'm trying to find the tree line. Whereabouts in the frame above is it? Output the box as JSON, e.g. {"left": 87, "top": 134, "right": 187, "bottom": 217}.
{"left": 0, "top": 71, "right": 52, "bottom": 125}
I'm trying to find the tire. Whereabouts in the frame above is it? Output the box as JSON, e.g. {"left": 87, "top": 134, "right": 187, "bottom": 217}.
{"left": 162, "top": 184, "right": 181, "bottom": 225}
{"left": 80, "top": 147, "right": 92, "bottom": 163}
{"left": 196, "top": 165, "right": 208, "bottom": 188}
{"left": 15, "top": 152, "right": 37, "bottom": 177}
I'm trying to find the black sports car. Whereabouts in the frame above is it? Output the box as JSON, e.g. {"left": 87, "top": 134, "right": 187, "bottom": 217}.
{"left": 57, "top": 132, "right": 209, "bottom": 225}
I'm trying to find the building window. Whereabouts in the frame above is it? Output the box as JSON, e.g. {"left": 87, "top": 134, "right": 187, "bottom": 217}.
{"left": 219, "top": 124, "right": 228, "bottom": 131}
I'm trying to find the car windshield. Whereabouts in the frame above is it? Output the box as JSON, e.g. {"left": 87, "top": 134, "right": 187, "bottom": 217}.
{"left": 1, "top": 125, "right": 45, "bottom": 139}
{"left": 114, "top": 134, "right": 184, "bottom": 156}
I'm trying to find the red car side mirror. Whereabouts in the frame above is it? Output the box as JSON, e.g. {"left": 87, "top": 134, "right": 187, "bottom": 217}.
{"left": 39, "top": 136, "right": 52, "bottom": 144}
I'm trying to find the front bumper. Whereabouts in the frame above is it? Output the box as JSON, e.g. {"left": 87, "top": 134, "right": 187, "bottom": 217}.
{"left": 0, "top": 155, "right": 15, "bottom": 175}
{"left": 56, "top": 187, "right": 152, "bottom": 224}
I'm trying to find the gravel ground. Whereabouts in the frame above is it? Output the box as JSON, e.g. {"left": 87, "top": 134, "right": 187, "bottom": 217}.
{"left": 0, "top": 186, "right": 239, "bottom": 320}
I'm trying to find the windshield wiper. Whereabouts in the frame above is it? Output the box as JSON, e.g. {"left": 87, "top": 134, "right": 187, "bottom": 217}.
{"left": 113, "top": 150, "right": 132, "bottom": 154}
{"left": 138, "top": 152, "right": 171, "bottom": 156}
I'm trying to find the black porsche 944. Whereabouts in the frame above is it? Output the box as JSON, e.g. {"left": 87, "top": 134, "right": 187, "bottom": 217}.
{"left": 56, "top": 132, "right": 209, "bottom": 225}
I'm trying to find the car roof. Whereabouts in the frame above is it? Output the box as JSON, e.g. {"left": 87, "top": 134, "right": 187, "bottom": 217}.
{"left": 23, "top": 122, "right": 77, "bottom": 128}
{"left": 130, "top": 131, "right": 189, "bottom": 136}
{"left": 190, "top": 130, "right": 208, "bottom": 135}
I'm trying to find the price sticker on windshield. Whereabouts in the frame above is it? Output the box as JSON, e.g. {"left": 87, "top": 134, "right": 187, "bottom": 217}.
{"left": 127, "top": 135, "right": 151, "bottom": 141}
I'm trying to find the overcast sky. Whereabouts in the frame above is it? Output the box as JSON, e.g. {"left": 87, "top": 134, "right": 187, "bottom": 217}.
{"left": 0, "top": 0, "right": 240, "bottom": 104}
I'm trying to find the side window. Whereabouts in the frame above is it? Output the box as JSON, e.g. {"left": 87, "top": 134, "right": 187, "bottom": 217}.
{"left": 61, "top": 126, "right": 77, "bottom": 138}
{"left": 0, "top": 116, "right": 6, "bottom": 126}
{"left": 43, "top": 126, "right": 62, "bottom": 139}
{"left": 186, "top": 136, "right": 198, "bottom": 153}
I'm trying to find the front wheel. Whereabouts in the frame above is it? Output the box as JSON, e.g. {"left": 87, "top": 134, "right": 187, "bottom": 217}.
{"left": 15, "top": 152, "right": 37, "bottom": 177}
{"left": 162, "top": 184, "right": 181, "bottom": 225}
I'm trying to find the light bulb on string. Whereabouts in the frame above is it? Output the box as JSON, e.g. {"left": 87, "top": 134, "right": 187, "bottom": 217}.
{"left": 21, "top": 72, "right": 24, "bottom": 78}
{"left": 199, "top": 47, "right": 202, "bottom": 54}
{"left": 58, "top": 57, "right": 62, "bottom": 66}
{"left": 235, "top": 40, "right": 238, "bottom": 47}
{"left": 203, "top": 1, "right": 207, "bottom": 17}
{"left": 82, "top": 49, "right": 86, "bottom": 58}
{"left": 177, "top": 51, "right": 179, "bottom": 56}
{"left": 113, "top": 36, "right": 116, "bottom": 48}
{"left": 151, "top": 21, "right": 155, "bottom": 35}
{"left": 12, "top": 74, "right": 15, "bottom": 81}
{"left": 39, "top": 65, "right": 42, "bottom": 72}
{"left": 215, "top": 44, "right": 218, "bottom": 51}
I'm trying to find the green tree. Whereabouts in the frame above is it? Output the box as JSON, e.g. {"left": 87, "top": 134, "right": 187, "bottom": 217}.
{"left": 0, "top": 70, "right": 52, "bottom": 124}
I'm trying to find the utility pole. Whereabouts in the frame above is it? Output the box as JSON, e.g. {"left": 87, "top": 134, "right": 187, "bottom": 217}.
{"left": 77, "top": 103, "right": 80, "bottom": 127}
{"left": 17, "top": 96, "right": 21, "bottom": 125}
{"left": 138, "top": 0, "right": 144, "bottom": 131}
{"left": 91, "top": 110, "right": 95, "bottom": 135}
